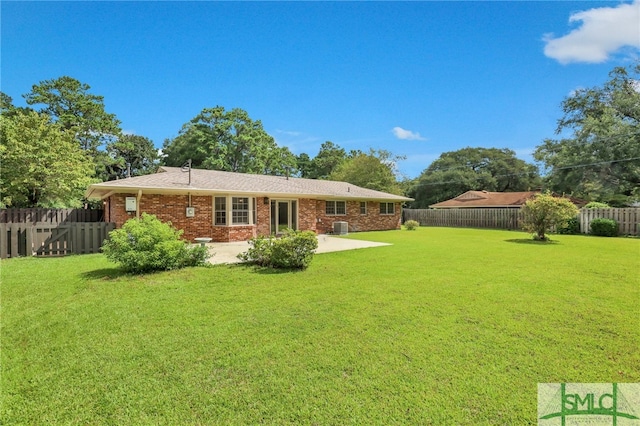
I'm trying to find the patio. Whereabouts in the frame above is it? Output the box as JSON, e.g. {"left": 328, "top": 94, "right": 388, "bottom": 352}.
{"left": 202, "top": 235, "right": 391, "bottom": 265}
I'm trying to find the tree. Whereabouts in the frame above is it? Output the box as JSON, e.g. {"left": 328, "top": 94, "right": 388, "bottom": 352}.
{"left": 329, "top": 149, "right": 405, "bottom": 194}
{"left": 409, "top": 147, "right": 541, "bottom": 208}
{"left": 303, "top": 141, "right": 349, "bottom": 179}
{"left": 162, "top": 106, "right": 297, "bottom": 175}
{"left": 534, "top": 62, "right": 640, "bottom": 204}
{"left": 104, "top": 134, "right": 159, "bottom": 180}
{"left": 296, "top": 153, "right": 313, "bottom": 178}
{"left": 0, "top": 92, "right": 15, "bottom": 115}
{"left": 23, "top": 76, "right": 122, "bottom": 153}
{"left": 0, "top": 110, "right": 95, "bottom": 207}
{"left": 521, "top": 192, "right": 578, "bottom": 241}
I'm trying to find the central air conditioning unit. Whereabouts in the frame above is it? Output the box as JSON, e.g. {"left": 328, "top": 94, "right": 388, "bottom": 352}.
{"left": 333, "top": 221, "right": 348, "bottom": 235}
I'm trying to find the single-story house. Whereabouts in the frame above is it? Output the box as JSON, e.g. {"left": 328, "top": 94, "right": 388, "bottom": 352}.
{"left": 86, "top": 166, "right": 413, "bottom": 242}
{"left": 429, "top": 190, "right": 586, "bottom": 209}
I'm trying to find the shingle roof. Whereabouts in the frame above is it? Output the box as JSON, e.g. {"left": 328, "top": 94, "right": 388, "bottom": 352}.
{"left": 86, "top": 167, "right": 413, "bottom": 202}
{"left": 429, "top": 190, "right": 539, "bottom": 208}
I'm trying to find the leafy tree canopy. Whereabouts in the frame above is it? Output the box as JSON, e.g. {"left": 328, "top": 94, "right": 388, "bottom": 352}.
{"left": 329, "top": 149, "right": 405, "bottom": 195}
{"left": 534, "top": 62, "right": 640, "bottom": 204}
{"left": 23, "top": 76, "right": 122, "bottom": 153}
{"left": 409, "top": 147, "right": 541, "bottom": 208}
{"left": 162, "top": 106, "right": 297, "bottom": 176}
{"left": 103, "top": 134, "right": 159, "bottom": 180}
{"left": 0, "top": 110, "right": 95, "bottom": 207}
{"left": 300, "top": 141, "right": 349, "bottom": 179}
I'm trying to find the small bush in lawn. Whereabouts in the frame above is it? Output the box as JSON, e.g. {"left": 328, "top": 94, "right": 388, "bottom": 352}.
{"left": 238, "top": 229, "right": 318, "bottom": 270}
{"left": 590, "top": 218, "right": 618, "bottom": 237}
{"left": 556, "top": 216, "right": 580, "bottom": 234}
{"left": 404, "top": 220, "right": 420, "bottom": 230}
{"left": 102, "top": 213, "right": 211, "bottom": 273}
{"left": 521, "top": 192, "right": 579, "bottom": 241}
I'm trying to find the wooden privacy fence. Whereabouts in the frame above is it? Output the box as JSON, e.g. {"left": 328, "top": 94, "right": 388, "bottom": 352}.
{"left": 404, "top": 207, "right": 640, "bottom": 236}
{"left": 579, "top": 208, "right": 640, "bottom": 236}
{"left": 403, "top": 208, "right": 523, "bottom": 230}
{"left": 0, "top": 208, "right": 104, "bottom": 224}
{"left": 0, "top": 222, "right": 115, "bottom": 259}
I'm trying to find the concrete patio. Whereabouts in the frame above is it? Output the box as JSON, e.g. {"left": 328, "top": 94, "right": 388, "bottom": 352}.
{"left": 201, "top": 235, "right": 391, "bottom": 265}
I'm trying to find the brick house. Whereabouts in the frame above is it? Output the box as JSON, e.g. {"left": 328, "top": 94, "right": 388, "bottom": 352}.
{"left": 86, "top": 167, "right": 413, "bottom": 242}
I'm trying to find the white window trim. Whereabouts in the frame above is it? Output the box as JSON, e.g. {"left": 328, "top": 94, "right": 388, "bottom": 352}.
{"left": 360, "top": 201, "right": 367, "bottom": 215}
{"left": 213, "top": 195, "right": 256, "bottom": 226}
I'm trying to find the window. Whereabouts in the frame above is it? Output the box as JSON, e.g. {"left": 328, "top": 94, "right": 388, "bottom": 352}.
{"left": 360, "top": 201, "right": 367, "bottom": 215}
{"left": 326, "top": 200, "right": 346, "bottom": 215}
{"left": 380, "top": 202, "right": 395, "bottom": 215}
{"left": 232, "top": 197, "right": 250, "bottom": 224}
{"left": 214, "top": 197, "right": 226, "bottom": 225}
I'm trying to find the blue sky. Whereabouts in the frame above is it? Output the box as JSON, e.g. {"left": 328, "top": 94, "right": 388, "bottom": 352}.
{"left": 2, "top": 1, "right": 639, "bottom": 178}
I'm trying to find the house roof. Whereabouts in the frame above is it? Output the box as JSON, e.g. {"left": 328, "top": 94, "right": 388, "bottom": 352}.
{"left": 86, "top": 167, "right": 413, "bottom": 202}
{"left": 429, "top": 190, "right": 539, "bottom": 208}
{"left": 429, "top": 190, "right": 587, "bottom": 208}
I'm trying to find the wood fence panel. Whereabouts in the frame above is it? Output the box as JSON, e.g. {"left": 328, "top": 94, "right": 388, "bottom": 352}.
{"left": 404, "top": 207, "right": 639, "bottom": 235}
{"left": 0, "top": 222, "right": 115, "bottom": 259}
{"left": 0, "top": 208, "right": 104, "bottom": 224}
{"left": 403, "top": 208, "right": 523, "bottom": 230}
{"left": 0, "top": 224, "right": 7, "bottom": 258}
{"left": 579, "top": 208, "right": 640, "bottom": 236}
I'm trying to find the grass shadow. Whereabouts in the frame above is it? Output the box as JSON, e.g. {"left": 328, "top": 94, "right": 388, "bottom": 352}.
{"left": 230, "top": 263, "right": 307, "bottom": 275}
{"left": 505, "top": 239, "right": 560, "bottom": 245}
{"left": 80, "top": 267, "right": 128, "bottom": 280}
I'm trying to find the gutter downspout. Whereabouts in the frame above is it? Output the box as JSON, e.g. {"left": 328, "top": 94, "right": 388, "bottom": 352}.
{"left": 136, "top": 189, "right": 142, "bottom": 219}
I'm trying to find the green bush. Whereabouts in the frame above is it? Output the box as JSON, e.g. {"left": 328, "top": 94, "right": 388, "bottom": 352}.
{"left": 237, "top": 235, "right": 273, "bottom": 267}
{"left": 584, "top": 201, "right": 611, "bottom": 209}
{"left": 590, "top": 218, "right": 618, "bottom": 237}
{"left": 102, "top": 213, "right": 211, "bottom": 273}
{"left": 521, "top": 192, "right": 579, "bottom": 241}
{"left": 239, "top": 229, "right": 318, "bottom": 270}
{"left": 556, "top": 216, "right": 580, "bottom": 234}
{"left": 404, "top": 220, "right": 420, "bottom": 230}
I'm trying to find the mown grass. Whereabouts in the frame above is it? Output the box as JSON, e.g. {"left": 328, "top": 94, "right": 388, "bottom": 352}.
{"left": 1, "top": 228, "right": 638, "bottom": 424}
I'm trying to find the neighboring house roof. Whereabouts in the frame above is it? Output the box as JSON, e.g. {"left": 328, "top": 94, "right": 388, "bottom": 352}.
{"left": 86, "top": 167, "right": 413, "bottom": 202}
{"left": 429, "top": 190, "right": 587, "bottom": 208}
{"left": 429, "top": 190, "right": 539, "bottom": 208}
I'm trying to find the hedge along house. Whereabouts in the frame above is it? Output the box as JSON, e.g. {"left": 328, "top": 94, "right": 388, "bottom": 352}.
{"left": 86, "top": 166, "right": 413, "bottom": 242}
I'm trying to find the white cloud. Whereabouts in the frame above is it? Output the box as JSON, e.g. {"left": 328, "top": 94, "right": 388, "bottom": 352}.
{"left": 275, "top": 129, "right": 302, "bottom": 137}
{"left": 392, "top": 127, "right": 427, "bottom": 141}
{"left": 543, "top": 1, "right": 640, "bottom": 64}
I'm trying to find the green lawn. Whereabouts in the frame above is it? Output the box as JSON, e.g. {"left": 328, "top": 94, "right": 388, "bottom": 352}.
{"left": 1, "top": 228, "right": 638, "bottom": 425}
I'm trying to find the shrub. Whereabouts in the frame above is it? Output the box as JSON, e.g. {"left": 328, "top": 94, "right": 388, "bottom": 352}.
{"left": 584, "top": 201, "right": 611, "bottom": 209}
{"left": 102, "top": 213, "right": 211, "bottom": 273}
{"left": 590, "top": 218, "right": 618, "bottom": 237}
{"left": 556, "top": 216, "right": 580, "bottom": 234}
{"left": 237, "top": 235, "right": 273, "bottom": 267}
{"left": 404, "top": 220, "right": 420, "bottom": 230}
{"left": 521, "top": 192, "right": 579, "bottom": 241}
{"left": 238, "top": 229, "right": 318, "bottom": 270}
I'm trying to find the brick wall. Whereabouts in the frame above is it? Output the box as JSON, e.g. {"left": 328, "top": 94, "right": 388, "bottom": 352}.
{"left": 107, "top": 194, "right": 401, "bottom": 242}
{"left": 108, "top": 194, "right": 217, "bottom": 242}
{"left": 314, "top": 200, "right": 401, "bottom": 233}
{"left": 255, "top": 197, "right": 271, "bottom": 237}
